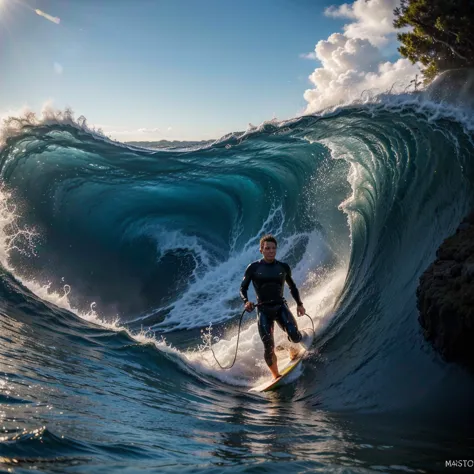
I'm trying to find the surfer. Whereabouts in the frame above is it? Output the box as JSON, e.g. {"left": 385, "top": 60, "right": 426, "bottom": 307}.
{"left": 240, "top": 235, "right": 307, "bottom": 379}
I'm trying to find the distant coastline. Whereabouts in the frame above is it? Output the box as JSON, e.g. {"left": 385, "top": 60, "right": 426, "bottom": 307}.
{"left": 125, "top": 139, "right": 215, "bottom": 150}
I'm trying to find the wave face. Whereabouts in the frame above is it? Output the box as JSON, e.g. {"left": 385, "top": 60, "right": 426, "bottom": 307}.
{"left": 1, "top": 99, "right": 474, "bottom": 472}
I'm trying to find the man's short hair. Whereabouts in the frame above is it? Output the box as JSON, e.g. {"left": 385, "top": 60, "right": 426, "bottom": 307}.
{"left": 260, "top": 234, "right": 277, "bottom": 250}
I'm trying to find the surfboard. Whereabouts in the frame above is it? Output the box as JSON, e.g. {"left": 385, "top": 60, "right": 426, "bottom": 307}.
{"left": 249, "top": 328, "right": 314, "bottom": 393}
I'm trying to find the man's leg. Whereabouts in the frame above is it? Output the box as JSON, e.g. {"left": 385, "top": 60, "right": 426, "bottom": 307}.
{"left": 257, "top": 310, "right": 280, "bottom": 379}
{"left": 275, "top": 305, "right": 303, "bottom": 360}
{"left": 276, "top": 305, "right": 302, "bottom": 344}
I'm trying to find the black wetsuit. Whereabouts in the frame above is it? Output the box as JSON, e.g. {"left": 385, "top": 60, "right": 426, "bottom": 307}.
{"left": 240, "top": 259, "right": 303, "bottom": 366}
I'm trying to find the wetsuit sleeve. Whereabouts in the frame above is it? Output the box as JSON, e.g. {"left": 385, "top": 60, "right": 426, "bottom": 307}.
{"left": 239, "top": 263, "right": 254, "bottom": 303}
{"left": 284, "top": 263, "right": 303, "bottom": 306}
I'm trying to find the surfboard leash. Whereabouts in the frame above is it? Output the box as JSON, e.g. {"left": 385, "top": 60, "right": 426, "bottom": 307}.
{"left": 305, "top": 312, "right": 315, "bottom": 335}
{"left": 209, "top": 308, "right": 247, "bottom": 370}
{"left": 209, "top": 306, "right": 316, "bottom": 370}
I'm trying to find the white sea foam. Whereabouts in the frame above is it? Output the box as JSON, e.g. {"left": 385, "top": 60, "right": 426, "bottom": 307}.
{"left": 185, "top": 268, "right": 347, "bottom": 387}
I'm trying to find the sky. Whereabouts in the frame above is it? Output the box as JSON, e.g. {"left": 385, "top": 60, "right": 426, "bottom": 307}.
{"left": 0, "top": 0, "right": 419, "bottom": 141}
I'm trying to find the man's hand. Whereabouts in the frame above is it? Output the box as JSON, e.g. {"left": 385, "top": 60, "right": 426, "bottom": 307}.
{"left": 244, "top": 301, "right": 255, "bottom": 312}
{"left": 297, "top": 304, "right": 306, "bottom": 317}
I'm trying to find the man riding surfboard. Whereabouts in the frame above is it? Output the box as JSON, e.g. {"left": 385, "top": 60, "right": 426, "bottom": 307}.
{"left": 240, "top": 234, "right": 309, "bottom": 380}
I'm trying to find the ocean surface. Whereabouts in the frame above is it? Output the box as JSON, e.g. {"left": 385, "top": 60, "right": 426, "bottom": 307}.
{"left": 1, "top": 96, "right": 474, "bottom": 473}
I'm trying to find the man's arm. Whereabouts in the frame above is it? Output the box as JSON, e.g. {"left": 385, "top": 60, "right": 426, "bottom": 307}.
{"left": 239, "top": 263, "right": 255, "bottom": 303}
{"left": 284, "top": 263, "right": 303, "bottom": 306}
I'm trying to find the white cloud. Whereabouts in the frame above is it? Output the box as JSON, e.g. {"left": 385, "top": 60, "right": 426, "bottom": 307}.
{"left": 137, "top": 127, "right": 160, "bottom": 134}
{"left": 325, "top": 0, "right": 401, "bottom": 46}
{"left": 303, "top": 0, "right": 420, "bottom": 113}
{"left": 103, "top": 127, "right": 161, "bottom": 136}
{"left": 324, "top": 4, "right": 356, "bottom": 19}
{"left": 299, "top": 52, "right": 318, "bottom": 60}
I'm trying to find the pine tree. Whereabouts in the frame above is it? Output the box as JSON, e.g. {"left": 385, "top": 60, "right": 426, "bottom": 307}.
{"left": 394, "top": 0, "right": 474, "bottom": 82}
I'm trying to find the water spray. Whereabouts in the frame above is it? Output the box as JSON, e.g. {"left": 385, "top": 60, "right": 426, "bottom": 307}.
{"left": 209, "top": 303, "right": 315, "bottom": 370}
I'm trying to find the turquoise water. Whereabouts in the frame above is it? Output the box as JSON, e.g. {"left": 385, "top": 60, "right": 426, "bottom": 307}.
{"left": 1, "top": 97, "right": 474, "bottom": 473}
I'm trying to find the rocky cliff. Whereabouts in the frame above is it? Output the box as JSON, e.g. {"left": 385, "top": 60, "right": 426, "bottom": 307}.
{"left": 417, "top": 211, "right": 474, "bottom": 372}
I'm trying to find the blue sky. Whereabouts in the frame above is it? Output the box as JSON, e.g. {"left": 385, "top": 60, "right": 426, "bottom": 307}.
{"left": 1, "top": 0, "right": 410, "bottom": 141}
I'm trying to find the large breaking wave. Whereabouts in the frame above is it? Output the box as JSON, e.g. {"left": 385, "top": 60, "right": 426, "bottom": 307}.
{"left": 1, "top": 96, "right": 474, "bottom": 410}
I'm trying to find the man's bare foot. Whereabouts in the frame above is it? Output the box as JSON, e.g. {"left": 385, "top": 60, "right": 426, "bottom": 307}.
{"left": 269, "top": 355, "right": 280, "bottom": 379}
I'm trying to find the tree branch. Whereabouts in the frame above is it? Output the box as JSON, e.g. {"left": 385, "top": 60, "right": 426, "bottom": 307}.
{"left": 410, "top": 18, "right": 469, "bottom": 62}
{"left": 434, "top": 38, "right": 468, "bottom": 61}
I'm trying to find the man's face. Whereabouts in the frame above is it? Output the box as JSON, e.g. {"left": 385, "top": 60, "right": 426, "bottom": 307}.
{"left": 260, "top": 242, "right": 277, "bottom": 262}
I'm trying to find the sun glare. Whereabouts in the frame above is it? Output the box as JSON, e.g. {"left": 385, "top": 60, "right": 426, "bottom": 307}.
{"left": 0, "top": 1, "right": 7, "bottom": 23}
{"left": 0, "top": 0, "right": 9, "bottom": 16}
